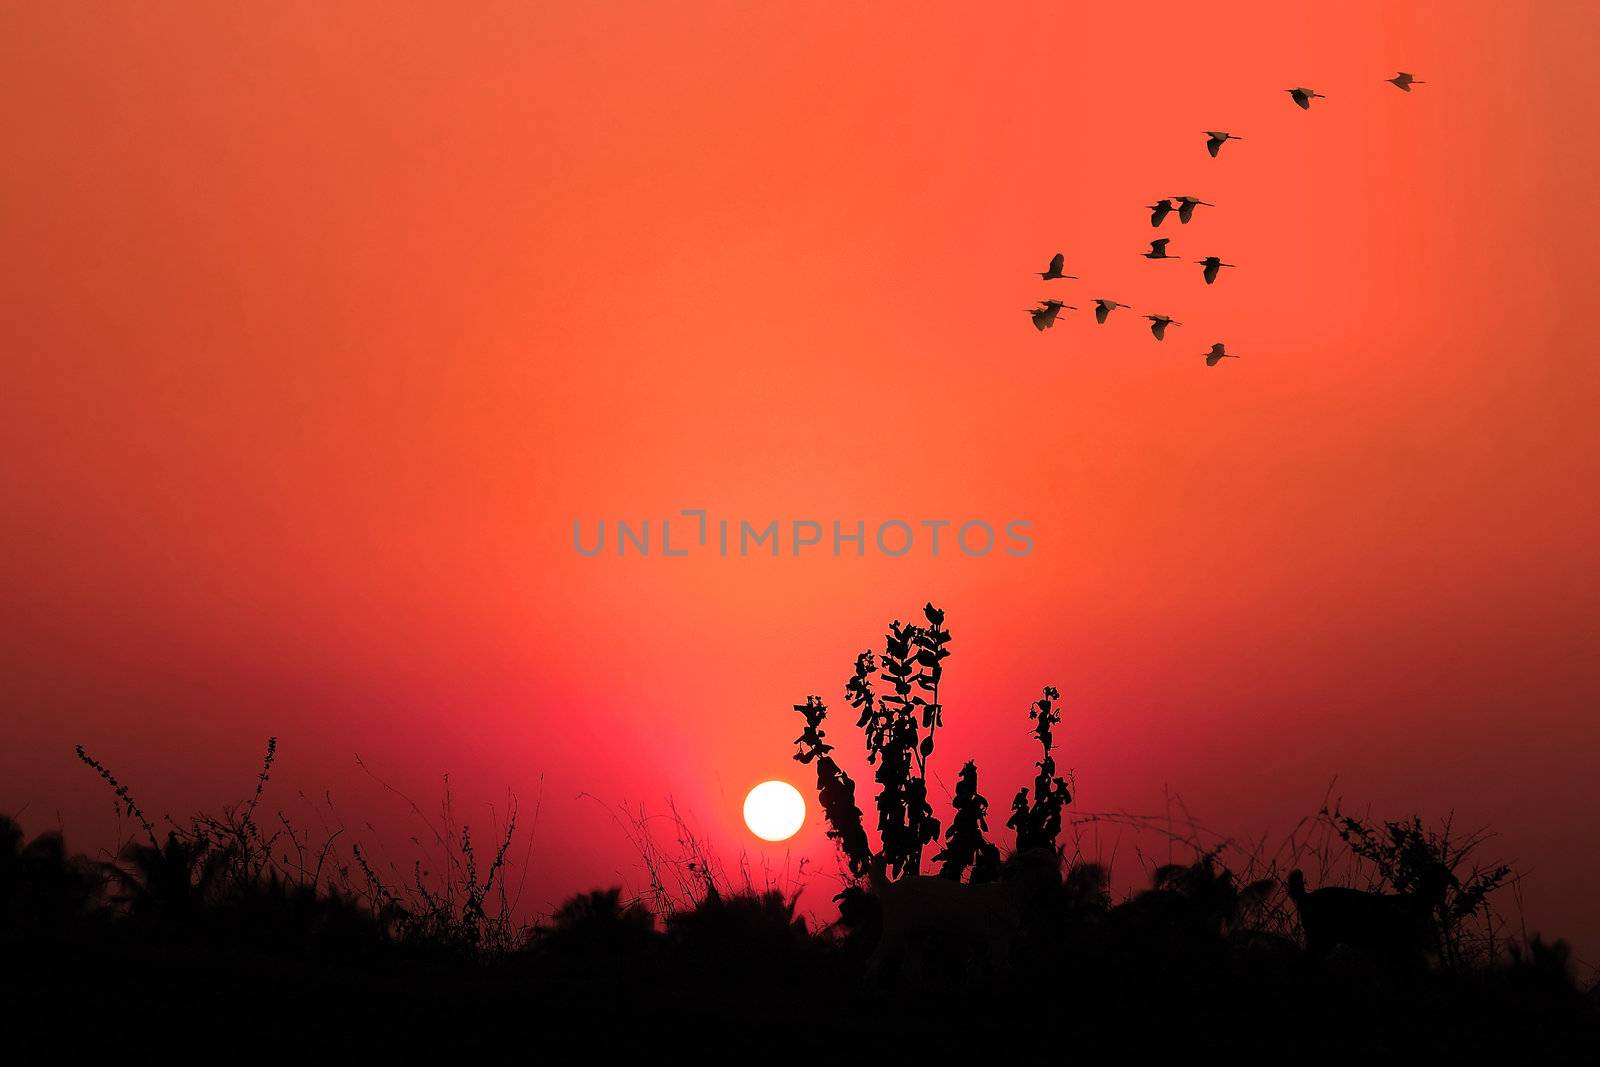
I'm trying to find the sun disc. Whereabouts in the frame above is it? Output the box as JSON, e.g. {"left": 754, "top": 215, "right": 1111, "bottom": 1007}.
{"left": 743, "top": 780, "right": 805, "bottom": 842}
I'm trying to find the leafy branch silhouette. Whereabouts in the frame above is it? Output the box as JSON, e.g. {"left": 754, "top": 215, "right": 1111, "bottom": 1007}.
{"left": 793, "top": 602, "right": 1066, "bottom": 884}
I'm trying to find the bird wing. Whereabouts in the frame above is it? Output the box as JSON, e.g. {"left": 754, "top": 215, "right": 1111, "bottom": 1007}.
{"left": 1049, "top": 253, "right": 1064, "bottom": 273}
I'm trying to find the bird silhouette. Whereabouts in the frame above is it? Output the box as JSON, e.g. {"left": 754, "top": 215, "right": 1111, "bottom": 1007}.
{"left": 1028, "top": 300, "right": 1075, "bottom": 331}
{"left": 1093, "top": 299, "right": 1132, "bottom": 324}
{"left": 1387, "top": 72, "right": 1424, "bottom": 92}
{"left": 1196, "top": 256, "right": 1235, "bottom": 285}
{"left": 1173, "top": 196, "right": 1214, "bottom": 224}
{"left": 1148, "top": 200, "right": 1176, "bottom": 227}
{"left": 1039, "top": 252, "right": 1077, "bottom": 281}
{"left": 1205, "top": 342, "right": 1239, "bottom": 366}
{"left": 1145, "top": 314, "right": 1182, "bottom": 340}
{"left": 1204, "top": 131, "right": 1241, "bottom": 157}
{"left": 1286, "top": 87, "right": 1325, "bottom": 110}
{"left": 1142, "top": 239, "right": 1178, "bottom": 260}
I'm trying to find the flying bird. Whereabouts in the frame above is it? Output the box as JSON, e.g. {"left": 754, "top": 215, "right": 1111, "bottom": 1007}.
{"left": 1196, "top": 256, "right": 1235, "bottom": 285}
{"left": 1092, "top": 299, "right": 1132, "bottom": 324}
{"left": 1205, "top": 131, "right": 1241, "bottom": 157}
{"left": 1145, "top": 314, "right": 1182, "bottom": 341}
{"left": 1285, "top": 87, "right": 1325, "bottom": 110}
{"left": 1148, "top": 200, "right": 1176, "bottom": 227}
{"left": 1142, "top": 238, "right": 1178, "bottom": 260}
{"left": 1387, "top": 72, "right": 1424, "bottom": 92}
{"left": 1173, "top": 196, "right": 1214, "bottom": 224}
{"left": 1028, "top": 299, "right": 1075, "bottom": 331}
{"left": 1039, "top": 252, "right": 1077, "bottom": 280}
{"left": 1205, "top": 342, "right": 1239, "bottom": 366}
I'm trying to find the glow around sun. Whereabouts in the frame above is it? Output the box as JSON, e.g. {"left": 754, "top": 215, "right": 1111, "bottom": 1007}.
{"left": 743, "top": 780, "right": 805, "bottom": 842}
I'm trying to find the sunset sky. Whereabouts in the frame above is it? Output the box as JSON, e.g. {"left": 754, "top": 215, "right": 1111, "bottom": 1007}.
{"left": 3, "top": 2, "right": 1597, "bottom": 960}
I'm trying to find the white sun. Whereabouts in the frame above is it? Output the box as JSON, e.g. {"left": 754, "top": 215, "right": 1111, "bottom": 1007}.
{"left": 743, "top": 780, "right": 805, "bottom": 842}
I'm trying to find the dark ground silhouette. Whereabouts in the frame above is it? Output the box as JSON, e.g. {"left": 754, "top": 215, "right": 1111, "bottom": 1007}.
{"left": 3, "top": 804, "right": 1595, "bottom": 1055}
{"left": 4, "top": 607, "right": 1597, "bottom": 1053}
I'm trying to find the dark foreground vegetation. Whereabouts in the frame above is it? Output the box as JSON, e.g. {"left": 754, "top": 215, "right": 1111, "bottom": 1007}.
{"left": 4, "top": 605, "right": 1596, "bottom": 1055}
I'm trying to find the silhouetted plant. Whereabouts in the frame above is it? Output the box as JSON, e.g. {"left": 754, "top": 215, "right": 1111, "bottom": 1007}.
{"left": 933, "top": 761, "right": 1001, "bottom": 883}
{"left": 1326, "top": 807, "right": 1514, "bottom": 968}
{"left": 846, "top": 650, "right": 886, "bottom": 755}
{"left": 872, "top": 615, "right": 935, "bottom": 876}
{"left": 1133, "top": 853, "right": 1273, "bottom": 940}
{"left": 664, "top": 884, "right": 809, "bottom": 963}
{"left": 1008, "top": 686, "right": 1071, "bottom": 854}
{"left": 533, "top": 886, "right": 657, "bottom": 958}
{"left": 794, "top": 603, "right": 1046, "bottom": 884}
{"left": 0, "top": 815, "right": 100, "bottom": 936}
{"left": 75, "top": 743, "right": 158, "bottom": 849}
{"left": 345, "top": 784, "right": 525, "bottom": 953}
{"left": 1501, "top": 935, "right": 1587, "bottom": 1004}
{"left": 75, "top": 739, "right": 530, "bottom": 953}
{"left": 866, "top": 605, "right": 950, "bottom": 876}
{"left": 792, "top": 696, "right": 871, "bottom": 876}
{"left": 108, "top": 830, "right": 227, "bottom": 918}
{"left": 1061, "top": 860, "right": 1112, "bottom": 911}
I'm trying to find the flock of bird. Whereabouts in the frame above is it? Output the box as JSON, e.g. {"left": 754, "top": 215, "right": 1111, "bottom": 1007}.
{"left": 1027, "top": 72, "right": 1427, "bottom": 367}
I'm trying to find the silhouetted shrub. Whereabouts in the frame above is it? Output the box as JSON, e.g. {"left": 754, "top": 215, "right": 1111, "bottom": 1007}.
{"left": 532, "top": 887, "right": 657, "bottom": 961}
{"left": 1326, "top": 806, "right": 1515, "bottom": 968}
{"left": 0, "top": 815, "right": 99, "bottom": 938}
{"left": 664, "top": 884, "right": 809, "bottom": 965}
{"left": 792, "top": 603, "right": 1036, "bottom": 886}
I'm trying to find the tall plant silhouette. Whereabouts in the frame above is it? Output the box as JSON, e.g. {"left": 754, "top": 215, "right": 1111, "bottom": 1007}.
{"left": 794, "top": 603, "right": 1012, "bottom": 882}
{"left": 933, "top": 761, "right": 1001, "bottom": 883}
{"left": 1008, "top": 686, "right": 1072, "bottom": 854}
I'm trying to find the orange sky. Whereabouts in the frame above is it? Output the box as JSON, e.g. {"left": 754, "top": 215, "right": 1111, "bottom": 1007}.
{"left": 2, "top": 2, "right": 1597, "bottom": 959}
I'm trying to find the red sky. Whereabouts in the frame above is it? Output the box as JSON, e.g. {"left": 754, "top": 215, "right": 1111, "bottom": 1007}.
{"left": 3, "top": 2, "right": 1597, "bottom": 959}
